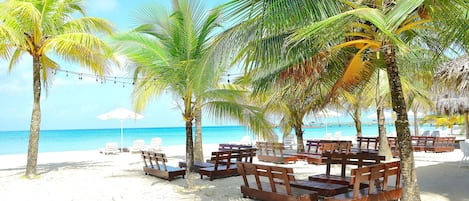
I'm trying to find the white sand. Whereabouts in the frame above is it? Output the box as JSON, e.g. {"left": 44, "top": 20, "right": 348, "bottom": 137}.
{"left": 0, "top": 145, "right": 468, "bottom": 201}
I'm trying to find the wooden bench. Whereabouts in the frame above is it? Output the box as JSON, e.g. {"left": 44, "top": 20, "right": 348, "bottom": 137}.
{"left": 290, "top": 140, "right": 352, "bottom": 165}
{"left": 411, "top": 136, "right": 433, "bottom": 152}
{"left": 199, "top": 150, "right": 239, "bottom": 181}
{"left": 425, "top": 137, "right": 456, "bottom": 153}
{"left": 237, "top": 162, "right": 319, "bottom": 201}
{"left": 324, "top": 161, "right": 402, "bottom": 201}
{"left": 256, "top": 142, "right": 298, "bottom": 164}
{"left": 309, "top": 152, "right": 385, "bottom": 186}
{"left": 141, "top": 151, "right": 185, "bottom": 181}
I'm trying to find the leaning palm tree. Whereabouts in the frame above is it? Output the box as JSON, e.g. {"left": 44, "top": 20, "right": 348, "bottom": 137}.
{"left": 288, "top": 1, "right": 469, "bottom": 200}
{"left": 112, "top": 0, "right": 274, "bottom": 174}
{"left": 0, "top": 0, "right": 114, "bottom": 178}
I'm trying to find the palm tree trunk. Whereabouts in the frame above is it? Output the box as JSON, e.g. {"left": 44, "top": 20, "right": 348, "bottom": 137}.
{"left": 353, "top": 108, "right": 362, "bottom": 137}
{"left": 377, "top": 107, "right": 393, "bottom": 160}
{"left": 294, "top": 125, "right": 304, "bottom": 152}
{"left": 465, "top": 111, "right": 469, "bottom": 139}
{"left": 185, "top": 119, "right": 195, "bottom": 173}
{"left": 384, "top": 45, "right": 421, "bottom": 201}
{"left": 194, "top": 108, "right": 204, "bottom": 162}
{"left": 26, "top": 56, "right": 41, "bottom": 178}
{"left": 412, "top": 109, "right": 419, "bottom": 136}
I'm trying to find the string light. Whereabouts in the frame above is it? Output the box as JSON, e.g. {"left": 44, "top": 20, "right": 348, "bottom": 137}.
{"left": 50, "top": 68, "right": 241, "bottom": 87}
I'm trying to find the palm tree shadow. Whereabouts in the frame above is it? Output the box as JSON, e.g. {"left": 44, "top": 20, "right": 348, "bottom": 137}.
{"left": 36, "top": 161, "right": 109, "bottom": 175}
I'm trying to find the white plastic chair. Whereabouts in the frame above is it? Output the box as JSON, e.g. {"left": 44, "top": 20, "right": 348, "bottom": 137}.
{"left": 459, "top": 141, "right": 469, "bottom": 167}
{"left": 240, "top": 135, "right": 252, "bottom": 145}
{"left": 283, "top": 135, "right": 296, "bottom": 150}
{"left": 129, "top": 139, "right": 145, "bottom": 153}
{"left": 148, "top": 137, "right": 163, "bottom": 152}
{"left": 101, "top": 142, "right": 119, "bottom": 155}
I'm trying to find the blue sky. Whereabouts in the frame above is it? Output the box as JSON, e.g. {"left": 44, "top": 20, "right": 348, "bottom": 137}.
{"left": 0, "top": 0, "right": 369, "bottom": 131}
{"left": 0, "top": 0, "right": 234, "bottom": 131}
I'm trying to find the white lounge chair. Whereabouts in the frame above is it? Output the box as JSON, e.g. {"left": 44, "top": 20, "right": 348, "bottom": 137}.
{"left": 459, "top": 140, "right": 469, "bottom": 168}
{"left": 430, "top": 130, "right": 440, "bottom": 137}
{"left": 101, "top": 142, "right": 119, "bottom": 155}
{"left": 239, "top": 135, "right": 252, "bottom": 145}
{"left": 129, "top": 139, "right": 145, "bottom": 154}
{"left": 333, "top": 131, "right": 342, "bottom": 140}
{"left": 283, "top": 135, "right": 296, "bottom": 150}
{"left": 147, "top": 137, "right": 163, "bottom": 152}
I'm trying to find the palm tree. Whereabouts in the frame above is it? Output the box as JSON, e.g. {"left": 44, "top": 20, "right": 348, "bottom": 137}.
{"left": 0, "top": 0, "right": 114, "bottom": 178}
{"left": 220, "top": 0, "right": 469, "bottom": 200}
{"left": 112, "top": 0, "right": 274, "bottom": 174}
{"left": 288, "top": 1, "right": 469, "bottom": 200}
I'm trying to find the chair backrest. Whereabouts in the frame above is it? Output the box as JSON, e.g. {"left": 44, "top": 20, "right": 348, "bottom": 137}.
{"left": 141, "top": 151, "right": 152, "bottom": 168}
{"left": 240, "top": 135, "right": 252, "bottom": 145}
{"left": 149, "top": 137, "right": 162, "bottom": 151}
{"left": 422, "top": 130, "right": 430, "bottom": 136}
{"left": 283, "top": 135, "right": 295, "bottom": 145}
{"left": 132, "top": 139, "right": 145, "bottom": 149}
{"left": 431, "top": 130, "right": 440, "bottom": 137}
{"left": 105, "top": 142, "right": 119, "bottom": 152}
{"left": 210, "top": 150, "right": 233, "bottom": 170}
{"left": 237, "top": 162, "right": 296, "bottom": 195}
{"left": 151, "top": 152, "right": 168, "bottom": 171}
{"left": 461, "top": 141, "right": 469, "bottom": 156}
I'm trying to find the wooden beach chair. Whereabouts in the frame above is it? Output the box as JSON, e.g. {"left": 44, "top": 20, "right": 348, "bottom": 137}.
{"left": 141, "top": 151, "right": 185, "bottom": 181}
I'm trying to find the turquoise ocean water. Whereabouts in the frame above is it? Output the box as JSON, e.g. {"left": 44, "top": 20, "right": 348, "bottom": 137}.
{"left": 0, "top": 124, "right": 432, "bottom": 155}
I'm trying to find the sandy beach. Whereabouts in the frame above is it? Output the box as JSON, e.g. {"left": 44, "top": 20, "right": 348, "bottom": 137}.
{"left": 1, "top": 144, "right": 468, "bottom": 201}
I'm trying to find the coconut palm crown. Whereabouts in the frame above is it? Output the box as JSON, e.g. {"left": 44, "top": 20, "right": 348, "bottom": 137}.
{"left": 112, "top": 0, "right": 274, "bottom": 174}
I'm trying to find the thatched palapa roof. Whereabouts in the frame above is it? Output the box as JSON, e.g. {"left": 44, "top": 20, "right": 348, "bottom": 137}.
{"left": 434, "top": 55, "right": 469, "bottom": 95}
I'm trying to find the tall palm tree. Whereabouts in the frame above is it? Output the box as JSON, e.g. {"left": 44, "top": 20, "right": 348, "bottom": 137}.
{"left": 112, "top": 0, "right": 274, "bottom": 173}
{"left": 0, "top": 0, "right": 114, "bottom": 178}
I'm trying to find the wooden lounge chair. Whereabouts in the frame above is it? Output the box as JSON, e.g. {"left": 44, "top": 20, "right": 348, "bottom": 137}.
{"left": 237, "top": 162, "right": 319, "bottom": 201}
{"left": 256, "top": 142, "right": 297, "bottom": 164}
{"left": 324, "top": 161, "right": 402, "bottom": 201}
{"left": 199, "top": 150, "right": 239, "bottom": 181}
{"left": 141, "top": 151, "right": 185, "bottom": 181}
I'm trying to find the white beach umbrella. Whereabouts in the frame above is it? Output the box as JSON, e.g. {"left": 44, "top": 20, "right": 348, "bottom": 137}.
{"left": 98, "top": 108, "right": 144, "bottom": 152}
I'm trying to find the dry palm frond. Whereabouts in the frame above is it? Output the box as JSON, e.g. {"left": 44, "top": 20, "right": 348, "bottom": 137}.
{"left": 434, "top": 55, "right": 469, "bottom": 95}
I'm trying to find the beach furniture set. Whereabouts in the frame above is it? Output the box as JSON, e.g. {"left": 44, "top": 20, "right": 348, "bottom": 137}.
{"left": 140, "top": 151, "right": 186, "bottom": 181}
{"left": 237, "top": 152, "right": 401, "bottom": 201}
{"left": 100, "top": 142, "right": 119, "bottom": 155}
{"left": 411, "top": 136, "right": 456, "bottom": 153}
{"left": 198, "top": 144, "right": 257, "bottom": 181}
{"left": 293, "top": 140, "right": 353, "bottom": 165}
{"left": 354, "top": 137, "right": 400, "bottom": 157}
{"left": 255, "top": 142, "right": 298, "bottom": 164}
